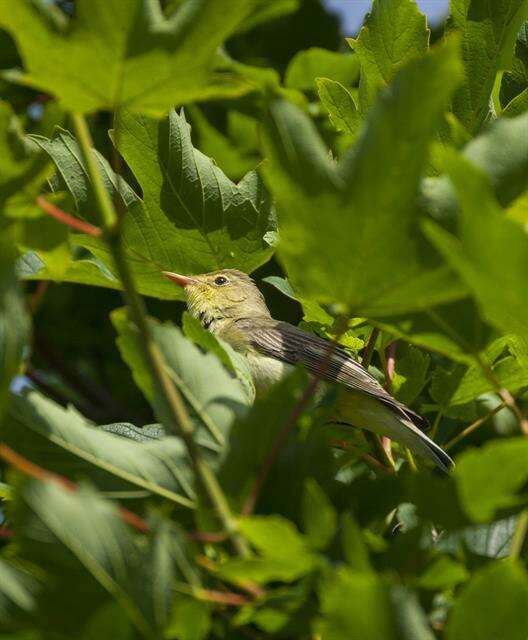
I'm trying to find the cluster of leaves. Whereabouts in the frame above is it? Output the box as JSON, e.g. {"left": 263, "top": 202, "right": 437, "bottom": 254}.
{"left": 1, "top": 0, "right": 528, "bottom": 638}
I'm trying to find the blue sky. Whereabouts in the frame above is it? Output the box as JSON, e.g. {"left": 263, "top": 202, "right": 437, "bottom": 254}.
{"left": 323, "top": 1, "right": 450, "bottom": 34}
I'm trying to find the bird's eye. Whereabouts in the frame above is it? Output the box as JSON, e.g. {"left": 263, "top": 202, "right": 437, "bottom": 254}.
{"left": 214, "top": 276, "right": 228, "bottom": 286}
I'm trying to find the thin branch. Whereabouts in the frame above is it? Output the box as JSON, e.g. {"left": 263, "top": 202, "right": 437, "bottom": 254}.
{"left": 510, "top": 510, "right": 528, "bottom": 561}
{"left": 361, "top": 327, "right": 379, "bottom": 368}
{"left": 36, "top": 196, "right": 102, "bottom": 236}
{"left": 0, "top": 443, "right": 149, "bottom": 534}
{"left": 331, "top": 439, "right": 394, "bottom": 475}
{"left": 70, "top": 112, "right": 249, "bottom": 558}
{"left": 444, "top": 400, "right": 507, "bottom": 450}
{"left": 28, "top": 281, "right": 49, "bottom": 315}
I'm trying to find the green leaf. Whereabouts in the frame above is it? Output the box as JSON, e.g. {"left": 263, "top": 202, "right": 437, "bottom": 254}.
{"left": 316, "top": 568, "right": 396, "bottom": 640}
{"left": 33, "top": 109, "right": 276, "bottom": 297}
{"left": 421, "top": 112, "right": 528, "bottom": 222}
{"left": 391, "top": 344, "right": 430, "bottom": 406}
{"left": 349, "top": 0, "right": 429, "bottom": 112}
{"left": 316, "top": 78, "right": 360, "bottom": 136}
{"left": 164, "top": 595, "right": 211, "bottom": 640}
{"left": 10, "top": 480, "right": 180, "bottom": 638}
{"left": 0, "top": 0, "right": 255, "bottom": 115}
{"left": 447, "top": 0, "right": 528, "bottom": 132}
{"left": 301, "top": 478, "right": 337, "bottom": 550}
{"left": 389, "top": 586, "right": 436, "bottom": 640}
{"left": 112, "top": 308, "right": 249, "bottom": 449}
{"left": 415, "top": 556, "right": 469, "bottom": 590}
{"left": 446, "top": 561, "right": 528, "bottom": 640}
{"left": 437, "top": 517, "right": 518, "bottom": 559}
{"left": 218, "top": 515, "right": 318, "bottom": 584}
{"left": 424, "top": 153, "right": 528, "bottom": 343}
{"left": 80, "top": 603, "right": 133, "bottom": 640}
{"left": 0, "top": 100, "right": 51, "bottom": 219}
{"left": 285, "top": 48, "right": 360, "bottom": 91}
{"left": 341, "top": 513, "right": 372, "bottom": 573}
{"left": 431, "top": 335, "right": 528, "bottom": 408}
{"left": 454, "top": 438, "right": 528, "bottom": 521}
{"left": 262, "top": 39, "right": 464, "bottom": 316}
{"left": 5, "top": 390, "right": 195, "bottom": 507}
{"left": 0, "top": 558, "right": 38, "bottom": 630}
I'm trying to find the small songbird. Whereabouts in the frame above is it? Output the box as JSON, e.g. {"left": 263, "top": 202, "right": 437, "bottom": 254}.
{"left": 163, "top": 269, "right": 453, "bottom": 471}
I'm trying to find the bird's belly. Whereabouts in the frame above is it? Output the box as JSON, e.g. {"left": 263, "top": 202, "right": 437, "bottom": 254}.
{"left": 246, "top": 353, "right": 293, "bottom": 394}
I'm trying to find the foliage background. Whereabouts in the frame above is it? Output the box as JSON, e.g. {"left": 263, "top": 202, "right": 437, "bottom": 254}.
{"left": 1, "top": 0, "right": 528, "bottom": 638}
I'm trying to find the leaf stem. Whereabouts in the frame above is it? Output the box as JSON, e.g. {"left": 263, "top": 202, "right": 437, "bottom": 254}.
{"left": 510, "top": 510, "right": 528, "bottom": 561}
{"left": 444, "top": 400, "right": 507, "bottom": 450}
{"left": 70, "top": 112, "right": 249, "bottom": 558}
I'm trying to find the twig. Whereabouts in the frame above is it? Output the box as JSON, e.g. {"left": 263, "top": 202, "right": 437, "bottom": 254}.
{"left": 331, "top": 439, "right": 393, "bottom": 475}
{"left": 0, "top": 443, "right": 149, "bottom": 534}
{"left": 197, "top": 589, "right": 251, "bottom": 606}
{"left": 444, "top": 400, "right": 507, "bottom": 450}
{"left": 361, "top": 327, "right": 379, "bottom": 368}
{"left": 28, "top": 281, "right": 49, "bottom": 315}
{"left": 510, "top": 510, "right": 528, "bottom": 561}
{"left": 71, "top": 112, "right": 249, "bottom": 558}
{"left": 36, "top": 196, "right": 102, "bottom": 237}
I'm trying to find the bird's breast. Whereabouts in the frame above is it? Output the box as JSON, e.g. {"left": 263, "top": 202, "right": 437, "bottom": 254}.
{"left": 246, "top": 352, "right": 293, "bottom": 394}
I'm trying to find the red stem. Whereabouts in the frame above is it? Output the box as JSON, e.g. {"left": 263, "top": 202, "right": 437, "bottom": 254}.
{"left": 0, "top": 443, "right": 149, "bottom": 534}
{"left": 36, "top": 196, "right": 102, "bottom": 237}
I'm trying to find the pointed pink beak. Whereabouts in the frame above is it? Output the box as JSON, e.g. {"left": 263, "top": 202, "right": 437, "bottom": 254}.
{"left": 162, "top": 271, "right": 197, "bottom": 288}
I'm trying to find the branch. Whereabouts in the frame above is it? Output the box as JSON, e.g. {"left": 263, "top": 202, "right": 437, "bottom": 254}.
{"left": 36, "top": 196, "right": 102, "bottom": 236}
{"left": 70, "top": 112, "right": 248, "bottom": 558}
{"left": 0, "top": 443, "right": 149, "bottom": 534}
{"left": 444, "top": 400, "right": 507, "bottom": 450}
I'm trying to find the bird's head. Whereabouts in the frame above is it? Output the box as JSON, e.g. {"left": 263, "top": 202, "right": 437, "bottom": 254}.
{"left": 163, "top": 269, "right": 271, "bottom": 330}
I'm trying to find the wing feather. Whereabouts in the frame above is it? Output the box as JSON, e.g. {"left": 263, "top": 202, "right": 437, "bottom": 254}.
{"left": 236, "top": 318, "right": 428, "bottom": 431}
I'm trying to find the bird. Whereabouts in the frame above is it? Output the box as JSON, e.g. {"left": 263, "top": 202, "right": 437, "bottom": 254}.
{"left": 163, "top": 268, "right": 453, "bottom": 472}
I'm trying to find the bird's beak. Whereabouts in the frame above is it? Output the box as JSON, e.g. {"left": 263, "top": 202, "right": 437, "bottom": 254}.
{"left": 162, "top": 271, "right": 197, "bottom": 288}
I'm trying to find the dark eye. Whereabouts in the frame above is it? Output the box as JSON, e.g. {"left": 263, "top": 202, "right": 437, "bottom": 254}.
{"left": 214, "top": 276, "right": 228, "bottom": 286}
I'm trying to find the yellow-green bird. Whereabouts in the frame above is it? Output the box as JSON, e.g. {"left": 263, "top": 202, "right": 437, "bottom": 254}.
{"left": 163, "top": 268, "right": 453, "bottom": 472}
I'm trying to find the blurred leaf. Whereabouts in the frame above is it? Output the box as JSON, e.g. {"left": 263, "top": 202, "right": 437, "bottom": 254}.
{"left": 431, "top": 335, "right": 528, "bottom": 408}
{"left": 341, "top": 513, "right": 371, "bottom": 573}
{"left": 316, "top": 568, "right": 395, "bottom": 640}
{"left": 301, "top": 478, "right": 337, "bottom": 550}
{"left": 503, "top": 85, "right": 528, "bottom": 116}
{"left": 447, "top": 0, "right": 528, "bottom": 132}
{"left": 0, "top": 558, "right": 38, "bottom": 630}
{"left": 112, "top": 308, "right": 249, "bottom": 449}
{"left": 262, "top": 39, "right": 464, "bottom": 316}
{"left": 81, "top": 603, "right": 133, "bottom": 640}
{"left": 424, "top": 153, "right": 528, "bottom": 343}
{"left": 415, "top": 556, "right": 469, "bottom": 590}
{"left": 349, "top": 0, "right": 429, "bottom": 112}
{"left": 316, "top": 78, "right": 360, "bottom": 137}
{"left": 164, "top": 595, "right": 211, "bottom": 640}
{"left": 5, "top": 390, "right": 196, "bottom": 507}
{"left": 421, "top": 112, "right": 528, "bottom": 221}
{"left": 285, "top": 48, "right": 360, "bottom": 91}
{"left": 390, "top": 585, "right": 435, "bottom": 640}
{"left": 391, "top": 344, "right": 430, "bottom": 406}
{"left": 236, "top": 0, "right": 299, "bottom": 34}
{"left": 0, "top": 0, "right": 255, "bottom": 115}
{"left": 188, "top": 106, "right": 257, "bottom": 180}
{"left": 10, "top": 480, "right": 172, "bottom": 638}
{"left": 218, "top": 515, "right": 318, "bottom": 584}
{"left": 437, "top": 516, "right": 518, "bottom": 559}
{"left": 0, "top": 100, "right": 50, "bottom": 219}
{"left": 454, "top": 438, "right": 528, "bottom": 521}
{"left": 446, "top": 561, "right": 528, "bottom": 640}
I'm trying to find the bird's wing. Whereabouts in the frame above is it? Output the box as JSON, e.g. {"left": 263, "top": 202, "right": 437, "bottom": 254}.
{"left": 236, "top": 317, "right": 428, "bottom": 431}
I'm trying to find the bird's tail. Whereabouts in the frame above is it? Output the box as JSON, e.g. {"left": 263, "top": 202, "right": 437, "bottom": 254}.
{"left": 330, "top": 390, "right": 454, "bottom": 472}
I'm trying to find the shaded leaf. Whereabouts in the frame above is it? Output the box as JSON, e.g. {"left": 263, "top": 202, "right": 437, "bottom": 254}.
{"left": 447, "top": 0, "right": 528, "bottom": 132}
{"left": 0, "top": 0, "right": 255, "bottom": 115}
{"left": 446, "top": 561, "right": 528, "bottom": 640}
{"left": 285, "top": 48, "right": 359, "bottom": 91}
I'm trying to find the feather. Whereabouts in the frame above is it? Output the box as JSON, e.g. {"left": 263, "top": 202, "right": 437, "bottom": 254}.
{"left": 234, "top": 317, "right": 453, "bottom": 471}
